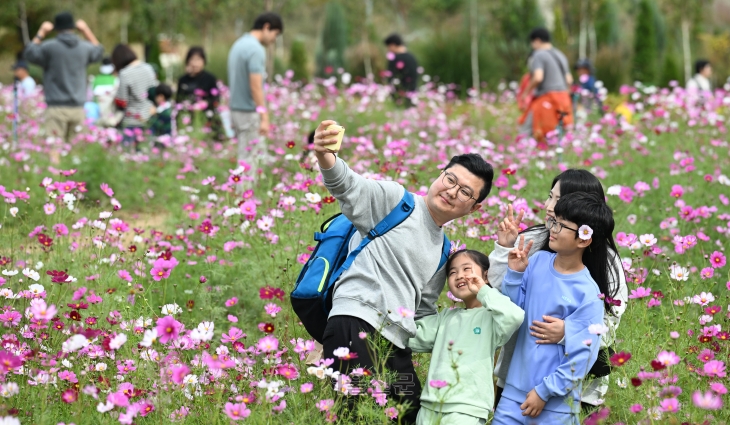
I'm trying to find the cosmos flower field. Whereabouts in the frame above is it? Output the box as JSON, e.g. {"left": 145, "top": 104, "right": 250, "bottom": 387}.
{"left": 0, "top": 75, "right": 729, "bottom": 424}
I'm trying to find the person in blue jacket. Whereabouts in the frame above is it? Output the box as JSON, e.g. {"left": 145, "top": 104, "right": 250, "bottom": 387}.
{"left": 492, "top": 192, "right": 617, "bottom": 425}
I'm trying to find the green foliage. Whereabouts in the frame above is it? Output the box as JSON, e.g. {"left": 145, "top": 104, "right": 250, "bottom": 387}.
{"left": 289, "top": 39, "right": 309, "bottom": 82}
{"left": 595, "top": 0, "right": 620, "bottom": 47}
{"left": 490, "top": 0, "right": 544, "bottom": 81}
{"left": 632, "top": 0, "right": 659, "bottom": 85}
{"left": 316, "top": 1, "right": 348, "bottom": 77}
{"left": 413, "top": 26, "right": 508, "bottom": 96}
{"left": 595, "top": 46, "right": 627, "bottom": 92}
{"left": 659, "top": 50, "right": 682, "bottom": 87}
{"left": 412, "top": 0, "right": 465, "bottom": 15}
{"left": 552, "top": 6, "right": 569, "bottom": 52}
{"left": 493, "top": 0, "right": 545, "bottom": 41}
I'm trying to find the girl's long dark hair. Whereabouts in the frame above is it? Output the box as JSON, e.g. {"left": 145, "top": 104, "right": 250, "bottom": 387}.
{"left": 551, "top": 192, "right": 619, "bottom": 314}
{"left": 522, "top": 169, "right": 621, "bottom": 314}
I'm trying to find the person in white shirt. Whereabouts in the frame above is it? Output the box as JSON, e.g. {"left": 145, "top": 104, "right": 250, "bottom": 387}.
{"left": 686, "top": 59, "right": 712, "bottom": 91}
{"left": 12, "top": 60, "right": 37, "bottom": 98}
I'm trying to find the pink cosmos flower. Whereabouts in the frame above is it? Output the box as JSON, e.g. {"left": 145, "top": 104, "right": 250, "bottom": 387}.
{"left": 224, "top": 402, "right": 251, "bottom": 420}
{"left": 0, "top": 310, "right": 21, "bottom": 328}
{"left": 118, "top": 270, "right": 133, "bottom": 282}
{"left": 710, "top": 382, "right": 727, "bottom": 394}
{"left": 703, "top": 360, "right": 726, "bottom": 378}
{"left": 100, "top": 183, "right": 114, "bottom": 197}
{"left": 397, "top": 306, "right": 415, "bottom": 318}
{"left": 265, "top": 303, "right": 282, "bottom": 317}
{"left": 227, "top": 315, "right": 238, "bottom": 323}
{"left": 630, "top": 404, "right": 643, "bottom": 413}
{"left": 697, "top": 349, "right": 715, "bottom": 363}
{"left": 659, "top": 397, "right": 680, "bottom": 413}
{"left": 628, "top": 287, "right": 652, "bottom": 299}
{"left": 222, "top": 327, "right": 245, "bottom": 343}
{"left": 276, "top": 364, "right": 299, "bottom": 380}
{"left": 107, "top": 390, "right": 130, "bottom": 407}
{"left": 384, "top": 406, "right": 398, "bottom": 420}
{"left": 240, "top": 200, "right": 257, "bottom": 216}
{"left": 692, "top": 391, "right": 723, "bottom": 410}
{"left": 256, "top": 335, "right": 279, "bottom": 352}
{"left": 300, "top": 383, "right": 313, "bottom": 393}
{"left": 61, "top": 388, "right": 78, "bottom": 403}
{"left": 156, "top": 316, "right": 182, "bottom": 344}
{"left": 315, "top": 399, "right": 335, "bottom": 412}
{"left": 225, "top": 297, "right": 238, "bottom": 307}
{"left": 709, "top": 251, "right": 726, "bottom": 268}
{"left": 429, "top": 380, "right": 448, "bottom": 389}
{"left": 53, "top": 223, "right": 69, "bottom": 236}
{"left": 170, "top": 364, "right": 190, "bottom": 385}
{"left": 656, "top": 351, "right": 680, "bottom": 367}
{"left": 44, "top": 203, "right": 56, "bottom": 215}
{"left": 670, "top": 184, "right": 684, "bottom": 198}
{"left": 150, "top": 266, "right": 171, "bottom": 281}
{"left": 700, "top": 267, "right": 714, "bottom": 279}
{"left": 29, "top": 299, "right": 57, "bottom": 321}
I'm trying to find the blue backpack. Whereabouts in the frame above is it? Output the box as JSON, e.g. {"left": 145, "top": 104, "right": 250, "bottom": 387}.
{"left": 291, "top": 191, "right": 450, "bottom": 343}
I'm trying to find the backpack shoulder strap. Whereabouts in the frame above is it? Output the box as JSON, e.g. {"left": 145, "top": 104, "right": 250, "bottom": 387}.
{"left": 546, "top": 49, "right": 568, "bottom": 84}
{"left": 437, "top": 234, "right": 450, "bottom": 273}
{"left": 331, "top": 189, "right": 415, "bottom": 280}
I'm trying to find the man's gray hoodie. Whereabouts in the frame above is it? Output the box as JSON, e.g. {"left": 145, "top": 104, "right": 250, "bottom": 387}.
{"left": 24, "top": 33, "right": 104, "bottom": 107}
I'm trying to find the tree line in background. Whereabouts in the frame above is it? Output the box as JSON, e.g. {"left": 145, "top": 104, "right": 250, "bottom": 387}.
{"left": 2, "top": 0, "right": 729, "bottom": 94}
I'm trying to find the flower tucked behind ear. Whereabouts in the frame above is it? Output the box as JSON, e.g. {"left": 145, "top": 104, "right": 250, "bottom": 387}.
{"left": 578, "top": 225, "right": 593, "bottom": 240}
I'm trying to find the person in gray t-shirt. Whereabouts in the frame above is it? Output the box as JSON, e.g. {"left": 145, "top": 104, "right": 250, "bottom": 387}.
{"left": 517, "top": 28, "right": 574, "bottom": 143}
{"left": 227, "top": 12, "right": 283, "bottom": 184}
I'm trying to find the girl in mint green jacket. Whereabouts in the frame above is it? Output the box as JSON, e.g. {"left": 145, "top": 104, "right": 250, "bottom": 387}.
{"left": 409, "top": 249, "right": 524, "bottom": 425}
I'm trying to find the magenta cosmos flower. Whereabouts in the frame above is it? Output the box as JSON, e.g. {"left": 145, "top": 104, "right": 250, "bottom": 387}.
{"left": 709, "top": 251, "right": 726, "bottom": 268}
{"left": 156, "top": 315, "right": 182, "bottom": 344}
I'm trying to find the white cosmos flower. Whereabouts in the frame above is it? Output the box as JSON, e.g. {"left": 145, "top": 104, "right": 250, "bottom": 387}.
{"left": 62, "top": 334, "right": 90, "bottom": 353}
{"left": 28, "top": 283, "right": 44, "bottom": 295}
{"left": 97, "top": 401, "right": 115, "bottom": 413}
{"left": 9, "top": 208, "right": 18, "bottom": 217}
{"left": 161, "top": 304, "right": 182, "bottom": 315}
{"left": 95, "top": 362, "right": 107, "bottom": 372}
{"left": 140, "top": 329, "right": 157, "bottom": 347}
{"left": 669, "top": 264, "right": 689, "bottom": 281}
{"left": 1, "top": 270, "right": 18, "bottom": 276}
{"left": 606, "top": 185, "right": 622, "bottom": 196}
{"left": 22, "top": 268, "right": 40, "bottom": 282}
{"left": 109, "top": 333, "right": 127, "bottom": 350}
{"left": 305, "top": 193, "right": 322, "bottom": 204}
{"left": 639, "top": 234, "right": 657, "bottom": 247}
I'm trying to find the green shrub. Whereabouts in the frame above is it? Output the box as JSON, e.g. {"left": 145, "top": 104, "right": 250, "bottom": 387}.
{"left": 289, "top": 39, "right": 309, "bottom": 82}
{"left": 316, "top": 1, "right": 348, "bottom": 77}
{"left": 632, "top": 0, "right": 659, "bottom": 85}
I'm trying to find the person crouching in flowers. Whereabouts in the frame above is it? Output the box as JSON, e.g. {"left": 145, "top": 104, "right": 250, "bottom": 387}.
{"left": 492, "top": 192, "right": 615, "bottom": 425}
{"left": 408, "top": 249, "right": 524, "bottom": 425}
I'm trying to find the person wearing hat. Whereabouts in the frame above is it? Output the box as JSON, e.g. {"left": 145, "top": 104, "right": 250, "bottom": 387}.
{"left": 23, "top": 11, "right": 104, "bottom": 163}
{"left": 12, "top": 60, "right": 36, "bottom": 98}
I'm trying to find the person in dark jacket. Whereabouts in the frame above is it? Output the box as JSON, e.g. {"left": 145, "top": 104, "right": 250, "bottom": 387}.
{"left": 384, "top": 33, "right": 419, "bottom": 107}
{"left": 24, "top": 11, "right": 104, "bottom": 163}
{"left": 176, "top": 46, "right": 224, "bottom": 141}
